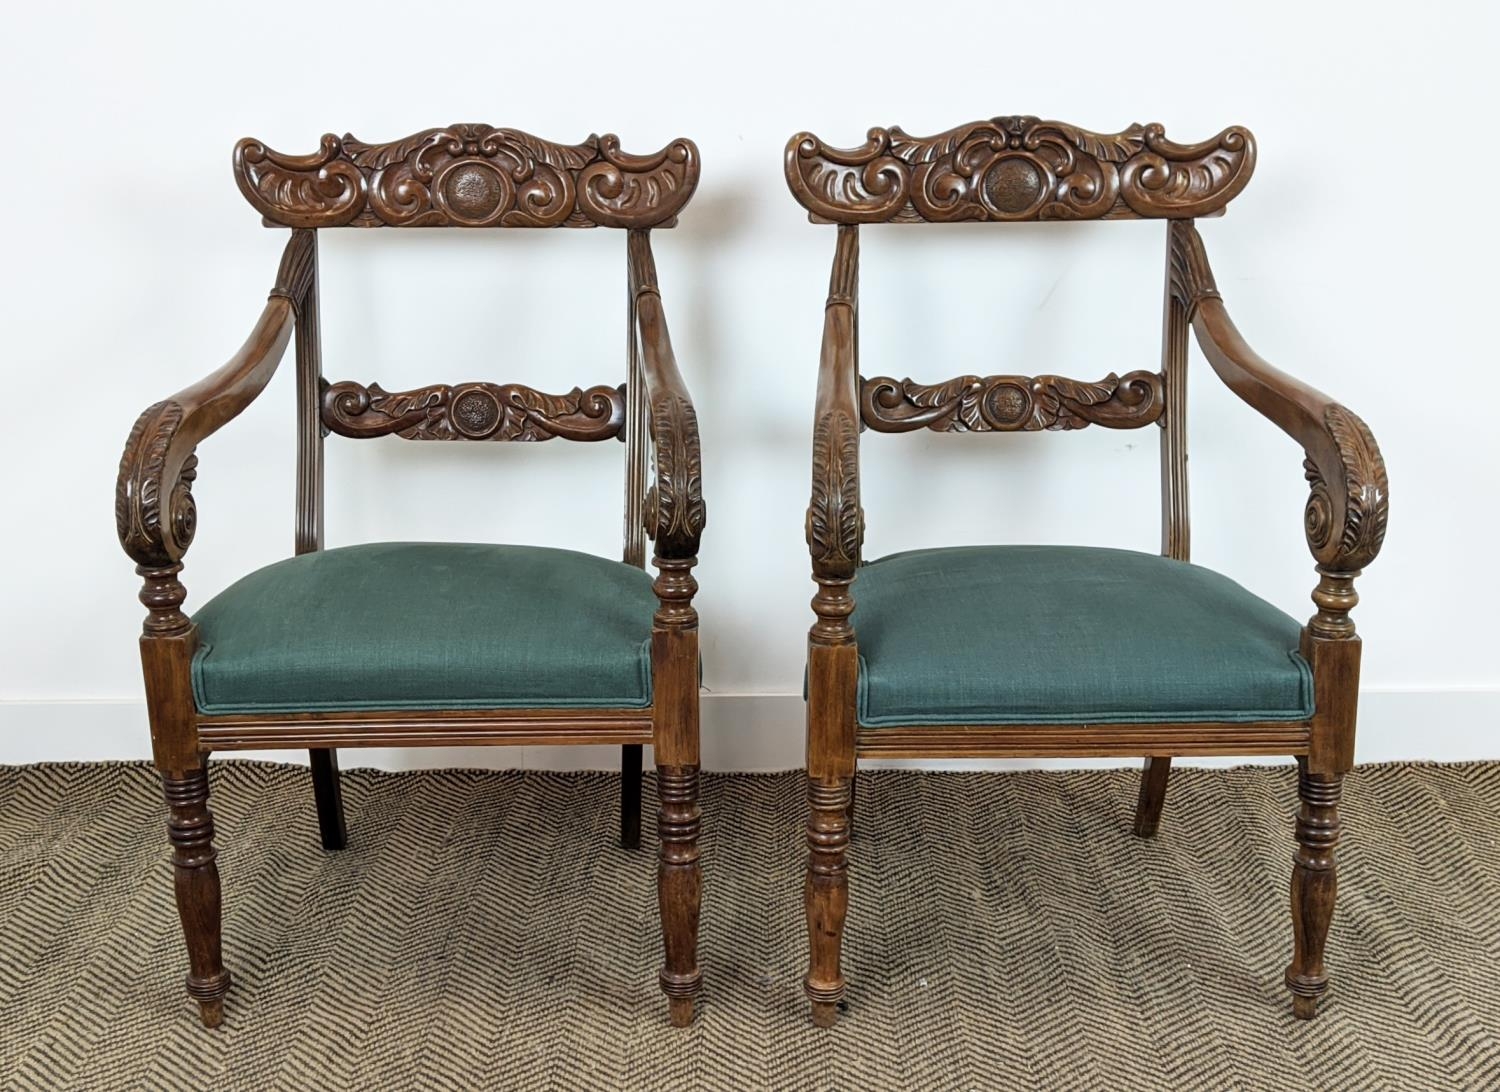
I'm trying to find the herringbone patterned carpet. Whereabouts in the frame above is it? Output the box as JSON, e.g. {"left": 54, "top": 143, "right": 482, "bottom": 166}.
{"left": 1, "top": 762, "right": 1497, "bottom": 1090}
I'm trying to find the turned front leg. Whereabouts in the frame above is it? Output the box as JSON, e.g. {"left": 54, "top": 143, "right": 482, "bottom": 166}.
{"left": 651, "top": 556, "right": 702, "bottom": 1026}
{"left": 163, "top": 764, "right": 231, "bottom": 1027}
{"left": 1286, "top": 759, "right": 1341, "bottom": 1019}
{"left": 133, "top": 565, "right": 231, "bottom": 1029}
{"left": 805, "top": 776, "right": 851, "bottom": 1027}
{"left": 657, "top": 764, "right": 702, "bottom": 1026}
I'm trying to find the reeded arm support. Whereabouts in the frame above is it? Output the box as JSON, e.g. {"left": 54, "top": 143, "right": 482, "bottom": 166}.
{"left": 116, "top": 231, "right": 314, "bottom": 570}
{"left": 628, "top": 230, "right": 705, "bottom": 562}
{"left": 1169, "top": 222, "right": 1389, "bottom": 585}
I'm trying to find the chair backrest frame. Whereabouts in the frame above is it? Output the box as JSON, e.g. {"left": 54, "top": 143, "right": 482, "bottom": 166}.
{"left": 788, "top": 118, "right": 1256, "bottom": 566}
{"left": 240, "top": 125, "right": 700, "bottom": 569}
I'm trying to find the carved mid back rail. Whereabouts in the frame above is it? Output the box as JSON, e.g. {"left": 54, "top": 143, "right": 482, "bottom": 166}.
{"left": 320, "top": 380, "right": 628, "bottom": 442}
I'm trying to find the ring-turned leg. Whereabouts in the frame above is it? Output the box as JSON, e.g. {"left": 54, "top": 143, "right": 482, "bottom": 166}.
{"left": 162, "top": 763, "right": 231, "bottom": 1028}
{"left": 621, "top": 743, "right": 643, "bottom": 850}
{"left": 1133, "top": 756, "right": 1172, "bottom": 838}
{"left": 651, "top": 554, "right": 702, "bottom": 1026}
{"left": 1286, "top": 757, "right": 1342, "bottom": 1019}
{"left": 805, "top": 775, "right": 852, "bottom": 1027}
{"left": 657, "top": 764, "right": 701, "bottom": 1026}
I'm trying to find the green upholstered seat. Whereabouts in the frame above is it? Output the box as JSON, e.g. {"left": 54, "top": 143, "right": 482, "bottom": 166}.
{"left": 852, "top": 545, "right": 1313, "bottom": 728}
{"left": 190, "top": 542, "right": 656, "bottom": 715}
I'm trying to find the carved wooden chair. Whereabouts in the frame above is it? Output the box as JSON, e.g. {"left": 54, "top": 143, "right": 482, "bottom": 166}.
{"left": 114, "top": 125, "right": 706, "bottom": 1028}
{"left": 787, "top": 118, "right": 1388, "bottom": 1026}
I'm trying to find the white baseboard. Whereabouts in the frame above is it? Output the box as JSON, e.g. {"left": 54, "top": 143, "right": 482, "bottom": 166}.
{"left": 1, "top": 689, "right": 1495, "bottom": 771}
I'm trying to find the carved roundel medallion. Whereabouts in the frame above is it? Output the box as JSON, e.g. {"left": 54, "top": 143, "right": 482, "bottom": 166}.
{"left": 450, "top": 386, "right": 504, "bottom": 438}
{"left": 979, "top": 155, "right": 1048, "bottom": 218}
{"left": 433, "top": 159, "right": 514, "bottom": 226}
{"left": 982, "top": 381, "right": 1032, "bottom": 427}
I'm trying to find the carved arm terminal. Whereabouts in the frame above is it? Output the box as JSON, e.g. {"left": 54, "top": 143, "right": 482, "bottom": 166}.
{"left": 1168, "top": 220, "right": 1389, "bottom": 640}
{"left": 116, "top": 230, "right": 313, "bottom": 580}
{"left": 628, "top": 230, "right": 705, "bottom": 566}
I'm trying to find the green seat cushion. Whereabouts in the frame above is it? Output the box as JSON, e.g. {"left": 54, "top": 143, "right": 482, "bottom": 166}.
{"left": 191, "top": 542, "right": 655, "bottom": 715}
{"left": 852, "top": 545, "right": 1312, "bottom": 727}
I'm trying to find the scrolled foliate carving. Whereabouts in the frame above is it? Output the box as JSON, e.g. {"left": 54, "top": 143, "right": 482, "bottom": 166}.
{"left": 644, "top": 395, "right": 706, "bottom": 557}
{"left": 321, "top": 380, "right": 626, "bottom": 442}
{"left": 1304, "top": 404, "right": 1388, "bottom": 572}
{"left": 860, "top": 370, "right": 1165, "bottom": 433}
{"left": 116, "top": 401, "right": 198, "bottom": 567}
{"left": 234, "top": 126, "right": 699, "bottom": 229}
{"left": 577, "top": 135, "right": 700, "bottom": 228}
{"left": 233, "top": 134, "right": 366, "bottom": 228}
{"left": 786, "top": 118, "right": 1254, "bottom": 224}
{"left": 807, "top": 411, "right": 862, "bottom": 577}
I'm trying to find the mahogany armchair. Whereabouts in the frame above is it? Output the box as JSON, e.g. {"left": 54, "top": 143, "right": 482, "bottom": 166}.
{"left": 787, "top": 118, "right": 1389, "bottom": 1026}
{"left": 114, "top": 126, "right": 706, "bottom": 1028}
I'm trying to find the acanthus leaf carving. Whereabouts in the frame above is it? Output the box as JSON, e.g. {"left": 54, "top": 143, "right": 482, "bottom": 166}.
{"left": 116, "top": 400, "right": 198, "bottom": 568}
{"left": 786, "top": 118, "right": 1254, "bottom": 224}
{"left": 1168, "top": 219, "right": 1221, "bottom": 314}
{"left": 320, "top": 380, "right": 626, "bottom": 442}
{"left": 860, "top": 370, "right": 1166, "bottom": 433}
{"left": 234, "top": 126, "right": 698, "bottom": 229}
{"left": 1304, "top": 404, "right": 1389, "bottom": 572}
{"left": 232, "top": 135, "right": 367, "bottom": 228}
{"left": 644, "top": 394, "right": 706, "bottom": 556}
{"left": 807, "top": 411, "right": 862, "bottom": 577}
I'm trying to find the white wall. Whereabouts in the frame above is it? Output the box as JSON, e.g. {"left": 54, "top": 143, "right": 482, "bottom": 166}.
{"left": 2, "top": 0, "right": 1495, "bottom": 770}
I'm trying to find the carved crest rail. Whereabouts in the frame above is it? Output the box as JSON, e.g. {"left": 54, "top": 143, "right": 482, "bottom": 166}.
{"left": 786, "top": 118, "right": 1254, "bottom": 224}
{"left": 234, "top": 126, "right": 699, "bottom": 229}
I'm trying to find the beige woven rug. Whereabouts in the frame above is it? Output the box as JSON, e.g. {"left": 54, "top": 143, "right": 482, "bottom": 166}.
{"left": 1, "top": 761, "right": 1497, "bottom": 1090}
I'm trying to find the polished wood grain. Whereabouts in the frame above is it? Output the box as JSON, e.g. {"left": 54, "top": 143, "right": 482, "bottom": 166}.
{"left": 1140, "top": 219, "right": 1196, "bottom": 835}
{"left": 321, "top": 379, "right": 626, "bottom": 441}
{"left": 288, "top": 229, "right": 345, "bottom": 852}
{"left": 860, "top": 370, "right": 1164, "bottom": 433}
{"left": 788, "top": 121, "right": 1387, "bottom": 1027}
{"left": 235, "top": 126, "right": 699, "bottom": 229}
{"left": 804, "top": 224, "right": 861, "bottom": 1027}
{"left": 197, "top": 708, "right": 653, "bottom": 750}
{"left": 117, "top": 130, "right": 705, "bottom": 1029}
{"left": 620, "top": 253, "right": 650, "bottom": 858}
{"left": 628, "top": 227, "right": 706, "bottom": 1024}
{"left": 786, "top": 118, "right": 1254, "bottom": 224}
{"left": 855, "top": 722, "right": 1311, "bottom": 758}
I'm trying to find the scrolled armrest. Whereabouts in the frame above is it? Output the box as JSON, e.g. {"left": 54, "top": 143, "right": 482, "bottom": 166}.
{"left": 115, "top": 231, "right": 314, "bottom": 568}
{"left": 807, "top": 225, "right": 863, "bottom": 581}
{"left": 628, "top": 230, "right": 705, "bottom": 561}
{"left": 1171, "top": 222, "right": 1388, "bottom": 574}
